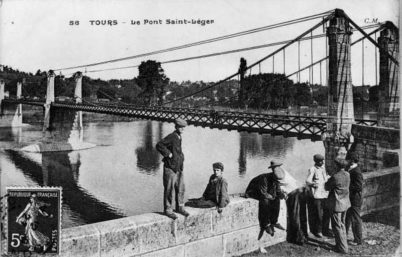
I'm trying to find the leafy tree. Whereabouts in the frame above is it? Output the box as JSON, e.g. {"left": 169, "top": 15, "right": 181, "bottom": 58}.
{"left": 242, "top": 73, "right": 293, "bottom": 109}
{"left": 135, "top": 60, "right": 169, "bottom": 106}
{"left": 294, "top": 83, "right": 313, "bottom": 106}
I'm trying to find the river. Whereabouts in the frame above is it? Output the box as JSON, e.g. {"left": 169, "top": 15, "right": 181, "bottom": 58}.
{"left": 0, "top": 120, "right": 324, "bottom": 228}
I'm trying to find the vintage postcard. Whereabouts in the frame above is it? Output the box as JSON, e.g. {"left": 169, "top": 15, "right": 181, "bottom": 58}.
{"left": 0, "top": 0, "right": 399, "bottom": 256}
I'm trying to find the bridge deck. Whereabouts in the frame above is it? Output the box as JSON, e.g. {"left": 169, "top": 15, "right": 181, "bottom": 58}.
{"left": 1, "top": 99, "right": 378, "bottom": 140}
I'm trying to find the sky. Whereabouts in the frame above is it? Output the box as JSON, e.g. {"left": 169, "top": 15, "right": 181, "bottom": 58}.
{"left": 0, "top": 0, "right": 399, "bottom": 84}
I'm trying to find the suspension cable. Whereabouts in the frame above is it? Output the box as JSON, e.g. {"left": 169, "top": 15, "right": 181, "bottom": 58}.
{"left": 362, "top": 40, "right": 365, "bottom": 86}
{"left": 344, "top": 14, "right": 399, "bottom": 65}
{"left": 162, "top": 13, "right": 335, "bottom": 105}
{"left": 54, "top": 11, "right": 333, "bottom": 71}
{"left": 310, "top": 31, "right": 314, "bottom": 84}
{"left": 79, "top": 24, "right": 380, "bottom": 75}
{"left": 374, "top": 32, "right": 378, "bottom": 85}
{"left": 283, "top": 49, "right": 286, "bottom": 74}
{"left": 298, "top": 40, "right": 301, "bottom": 82}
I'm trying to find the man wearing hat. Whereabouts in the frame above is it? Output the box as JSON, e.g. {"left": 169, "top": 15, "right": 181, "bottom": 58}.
{"left": 156, "top": 118, "right": 189, "bottom": 219}
{"left": 306, "top": 154, "right": 331, "bottom": 238}
{"left": 345, "top": 153, "right": 363, "bottom": 246}
{"left": 245, "top": 160, "right": 286, "bottom": 238}
{"left": 185, "top": 162, "right": 230, "bottom": 213}
{"left": 325, "top": 158, "right": 351, "bottom": 254}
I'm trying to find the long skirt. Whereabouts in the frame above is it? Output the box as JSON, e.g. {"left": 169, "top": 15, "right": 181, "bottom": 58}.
{"left": 26, "top": 220, "right": 50, "bottom": 248}
{"left": 286, "top": 187, "right": 309, "bottom": 245}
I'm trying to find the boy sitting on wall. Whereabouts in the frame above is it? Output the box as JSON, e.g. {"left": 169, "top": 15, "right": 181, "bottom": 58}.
{"left": 186, "top": 162, "right": 230, "bottom": 213}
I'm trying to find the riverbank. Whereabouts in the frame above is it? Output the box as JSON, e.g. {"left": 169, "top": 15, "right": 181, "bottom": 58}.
{"left": 241, "top": 207, "right": 400, "bottom": 257}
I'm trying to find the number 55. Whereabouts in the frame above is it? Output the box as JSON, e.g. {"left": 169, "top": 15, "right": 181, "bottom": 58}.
{"left": 11, "top": 233, "right": 21, "bottom": 247}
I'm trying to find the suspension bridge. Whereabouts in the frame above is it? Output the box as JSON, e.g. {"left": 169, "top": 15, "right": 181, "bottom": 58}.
{"left": 0, "top": 9, "right": 399, "bottom": 142}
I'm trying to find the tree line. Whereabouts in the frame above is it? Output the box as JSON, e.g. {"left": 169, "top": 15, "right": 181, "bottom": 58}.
{"left": 0, "top": 63, "right": 375, "bottom": 111}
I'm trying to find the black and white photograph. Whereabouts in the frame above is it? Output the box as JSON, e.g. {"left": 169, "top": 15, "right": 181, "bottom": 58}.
{"left": 0, "top": 0, "right": 400, "bottom": 256}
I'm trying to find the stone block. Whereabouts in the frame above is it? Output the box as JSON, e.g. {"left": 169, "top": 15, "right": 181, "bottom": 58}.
{"left": 362, "top": 195, "right": 376, "bottom": 212}
{"left": 98, "top": 217, "right": 141, "bottom": 257}
{"left": 140, "top": 245, "right": 185, "bottom": 257}
{"left": 60, "top": 223, "right": 100, "bottom": 257}
{"left": 211, "top": 197, "right": 259, "bottom": 235}
{"left": 363, "top": 179, "right": 379, "bottom": 196}
{"left": 175, "top": 208, "right": 213, "bottom": 244}
{"left": 184, "top": 235, "right": 224, "bottom": 257}
{"left": 383, "top": 151, "right": 399, "bottom": 167}
{"left": 135, "top": 214, "right": 176, "bottom": 254}
{"left": 223, "top": 225, "right": 286, "bottom": 257}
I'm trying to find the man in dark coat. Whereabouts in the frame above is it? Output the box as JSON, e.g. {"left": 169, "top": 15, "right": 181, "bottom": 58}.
{"left": 345, "top": 153, "right": 363, "bottom": 245}
{"left": 325, "top": 158, "right": 351, "bottom": 254}
{"left": 245, "top": 161, "right": 285, "bottom": 237}
{"left": 185, "top": 162, "right": 230, "bottom": 213}
{"left": 156, "top": 118, "right": 189, "bottom": 219}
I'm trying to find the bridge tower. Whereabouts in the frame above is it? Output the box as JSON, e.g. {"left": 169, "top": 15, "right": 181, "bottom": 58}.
{"left": 23, "top": 70, "right": 95, "bottom": 152}
{"left": 378, "top": 21, "right": 399, "bottom": 128}
{"left": 43, "top": 70, "right": 55, "bottom": 131}
{"left": 0, "top": 79, "right": 23, "bottom": 127}
{"left": 68, "top": 71, "right": 84, "bottom": 144}
{"left": 322, "top": 10, "right": 354, "bottom": 174}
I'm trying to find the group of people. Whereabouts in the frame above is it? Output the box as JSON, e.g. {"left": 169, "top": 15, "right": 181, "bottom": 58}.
{"left": 156, "top": 118, "right": 230, "bottom": 220}
{"left": 156, "top": 118, "right": 363, "bottom": 254}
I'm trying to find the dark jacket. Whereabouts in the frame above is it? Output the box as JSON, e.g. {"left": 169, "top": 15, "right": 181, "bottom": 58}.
{"left": 325, "top": 169, "right": 351, "bottom": 212}
{"left": 203, "top": 175, "right": 230, "bottom": 208}
{"left": 348, "top": 165, "right": 363, "bottom": 207}
{"left": 245, "top": 173, "right": 280, "bottom": 201}
{"left": 156, "top": 131, "right": 184, "bottom": 172}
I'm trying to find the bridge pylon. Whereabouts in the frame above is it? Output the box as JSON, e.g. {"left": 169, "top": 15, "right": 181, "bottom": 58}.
{"left": 68, "top": 71, "right": 84, "bottom": 144}
{"left": 43, "top": 70, "right": 55, "bottom": 131}
{"left": 322, "top": 10, "right": 355, "bottom": 175}
{"left": 22, "top": 71, "right": 95, "bottom": 152}
{"left": 0, "top": 79, "right": 24, "bottom": 127}
{"left": 378, "top": 21, "right": 399, "bottom": 128}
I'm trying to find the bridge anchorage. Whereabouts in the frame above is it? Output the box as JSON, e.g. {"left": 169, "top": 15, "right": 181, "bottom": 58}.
{"left": 0, "top": 9, "right": 398, "bottom": 161}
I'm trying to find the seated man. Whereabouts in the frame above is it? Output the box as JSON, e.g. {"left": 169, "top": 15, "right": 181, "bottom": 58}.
{"left": 186, "top": 162, "right": 229, "bottom": 213}
{"left": 245, "top": 161, "right": 286, "bottom": 237}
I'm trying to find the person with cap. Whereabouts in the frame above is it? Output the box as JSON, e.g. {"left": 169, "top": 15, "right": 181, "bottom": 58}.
{"left": 345, "top": 153, "right": 363, "bottom": 246}
{"left": 185, "top": 162, "right": 230, "bottom": 213}
{"left": 156, "top": 118, "right": 189, "bottom": 219}
{"left": 325, "top": 158, "right": 351, "bottom": 254}
{"left": 245, "top": 161, "right": 286, "bottom": 238}
{"left": 306, "top": 153, "right": 331, "bottom": 238}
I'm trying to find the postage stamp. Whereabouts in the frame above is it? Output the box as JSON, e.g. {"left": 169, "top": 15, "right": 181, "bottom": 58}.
{"left": 5, "top": 187, "right": 62, "bottom": 255}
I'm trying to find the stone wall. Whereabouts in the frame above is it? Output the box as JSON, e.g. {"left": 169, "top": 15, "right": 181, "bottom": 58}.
{"left": 350, "top": 124, "right": 399, "bottom": 172}
{"left": 2, "top": 169, "right": 398, "bottom": 256}
{"left": 7, "top": 197, "right": 286, "bottom": 257}
{"left": 361, "top": 166, "right": 400, "bottom": 216}
{"left": 350, "top": 124, "right": 400, "bottom": 215}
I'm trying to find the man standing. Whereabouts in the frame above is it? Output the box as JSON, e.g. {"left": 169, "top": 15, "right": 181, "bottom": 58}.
{"left": 346, "top": 153, "right": 363, "bottom": 245}
{"left": 306, "top": 154, "right": 331, "bottom": 238}
{"left": 156, "top": 118, "right": 189, "bottom": 219}
{"left": 325, "top": 159, "right": 351, "bottom": 254}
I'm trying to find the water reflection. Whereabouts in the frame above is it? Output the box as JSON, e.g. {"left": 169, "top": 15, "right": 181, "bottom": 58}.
{"left": 5, "top": 150, "right": 124, "bottom": 227}
{"left": 237, "top": 133, "right": 294, "bottom": 175}
{"left": 2, "top": 120, "right": 325, "bottom": 227}
{"left": 135, "top": 121, "right": 163, "bottom": 174}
